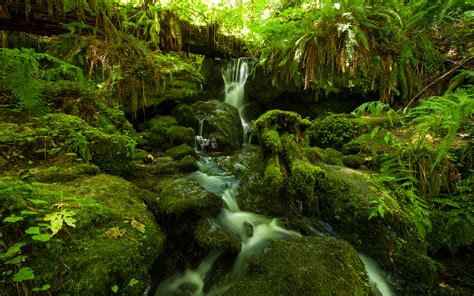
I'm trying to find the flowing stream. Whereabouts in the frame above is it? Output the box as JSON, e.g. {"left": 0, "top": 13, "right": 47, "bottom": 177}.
{"left": 155, "top": 156, "right": 300, "bottom": 295}
{"left": 153, "top": 155, "right": 394, "bottom": 295}
{"left": 222, "top": 58, "right": 254, "bottom": 144}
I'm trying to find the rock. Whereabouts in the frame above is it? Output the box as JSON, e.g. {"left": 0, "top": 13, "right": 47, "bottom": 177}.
{"left": 194, "top": 217, "right": 241, "bottom": 252}
{"left": 165, "top": 144, "right": 196, "bottom": 160}
{"left": 223, "top": 237, "right": 369, "bottom": 296}
{"left": 341, "top": 154, "right": 364, "bottom": 168}
{"left": 0, "top": 174, "right": 165, "bottom": 295}
{"left": 26, "top": 163, "right": 100, "bottom": 182}
{"left": 179, "top": 155, "right": 198, "bottom": 172}
{"left": 151, "top": 177, "right": 222, "bottom": 217}
{"left": 317, "top": 163, "right": 436, "bottom": 292}
{"left": 0, "top": 114, "right": 136, "bottom": 175}
{"left": 191, "top": 100, "right": 243, "bottom": 151}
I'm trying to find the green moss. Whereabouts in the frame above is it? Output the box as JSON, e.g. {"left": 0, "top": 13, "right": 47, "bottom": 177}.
{"left": 289, "top": 160, "right": 325, "bottom": 208}
{"left": 26, "top": 162, "right": 100, "bottom": 182}
{"left": 153, "top": 177, "right": 221, "bottom": 217}
{"left": 224, "top": 237, "right": 369, "bottom": 296}
{"left": 168, "top": 126, "right": 195, "bottom": 146}
{"left": 165, "top": 144, "right": 196, "bottom": 160}
{"left": 194, "top": 217, "right": 241, "bottom": 252}
{"left": 254, "top": 109, "right": 302, "bottom": 134}
{"left": 133, "top": 148, "right": 149, "bottom": 162}
{"left": 309, "top": 114, "right": 368, "bottom": 149}
{"left": 179, "top": 154, "right": 198, "bottom": 172}
{"left": 171, "top": 104, "right": 199, "bottom": 128}
{"left": 0, "top": 175, "right": 165, "bottom": 295}
{"left": 341, "top": 154, "right": 364, "bottom": 168}
{"left": 261, "top": 130, "right": 282, "bottom": 154}
{"left": 263, "top": 155, "right": 283, "bottom": 195}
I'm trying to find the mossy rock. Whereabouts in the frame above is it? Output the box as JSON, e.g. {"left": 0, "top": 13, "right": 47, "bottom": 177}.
{"left": 26, "top": 162, "right": 100, "bottom": 182}
{"left": 191, "top": 100, "right": 243, "bottom": 151}
{"left": 0, "top": 114, "right": 136, "bottom": 175}
{"left": 165, "top": 144, "right": 196, "bottom": 160}
{"left": 0, "top": 175, "right": 165, "bottom": 295}
{"left": 254, "top": 109, "right": 303, "bottom": 135}
{"left": 130, "top": 157, "right": 180, "bottom": 178}
{"left": 179, "top": 154, "right": 198, "bottom": 172}
{"left": 223, "top": 237, "right": 369, "bottom": 296}
{"left": 133, "top": 148, "right": 149, "bottom": 162}
{"left": 341, "top": 154, "right": 364, "bottom": 169}
{"left": 151, "top": 177, "right": 222, "bottom": 217}
{"left": 261, "top": 130, "right": 282, "bottom": 153}
{"left": 168, "top": 126, "right": 195, "bottom": 147}
{"left": 317, "top": 163, "right": 436, "bottom": 292}
{"left": 194, "top": 217, "right": 241, "bottom": 252}
{"left": 171, "top": 103, "right": 199, "bottom": 129}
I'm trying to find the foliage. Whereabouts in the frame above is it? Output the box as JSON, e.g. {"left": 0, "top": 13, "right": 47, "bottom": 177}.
{"left": 0, "top": 48, "right": 84, "bottom": 114}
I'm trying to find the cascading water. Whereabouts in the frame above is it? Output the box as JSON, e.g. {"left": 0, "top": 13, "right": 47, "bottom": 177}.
{"left": 154, "top": 157, "right": 300, "bottom": 295}
{"left": 221, "top": 58, "right": 254, "bottom": 144}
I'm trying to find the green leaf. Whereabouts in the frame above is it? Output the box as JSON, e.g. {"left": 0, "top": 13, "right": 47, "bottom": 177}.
{"left": 25, "top": 227, "right": 41, "bottom": 235}
{"left": 32, "top": 234, "right": 53, "bottom": 242}
{"left": 64, "top": 216, "right": 76, "bottom": 228}
{"left": 128, "top": 278, "right": 139, "bottom": 287}
{"left": 27, "top": 198, "right": 48, "bottom": 205}
{"left": 32, "top": 284, "right": 51, "bottom": 292}
{"left": 3, "top": 214, "right": 24, "bottom": 223}
{"left": 111, "top": 284, "right": 119, "bottom": 293}
{"left": 44, "top": 212, "right": 63, "bottom": 235}
{"left": 5, "top": 256, "right": 23, "bottom": 265}
{"left": 21, "top": 210, "right": 38, "bottom": 215}
{"left": 2, "top": 242, "right": 26, "bottom": 259}
{"left": 13, "top": 267, "right": 35, "bottom": 282}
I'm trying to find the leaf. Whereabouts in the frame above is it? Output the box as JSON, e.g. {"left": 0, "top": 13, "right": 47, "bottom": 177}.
{"left": 104, "top": 227, "right": 126, "bottom": 239}
{"left": 32, "top": 234, "right": 53, "bottom": 242}
{"left": 5, "top": 256, "right": 23, "bottom": 265}
{"left": 13, "top": 267, "right": 35, "bottom": 282}
{"left": 3, "top": 214, "right": 24, "bottom": 223}
{"left": 27, "top": 198, "right": 48, "bottom": 205}
{"left": 131, "top": 219, "right": 146, "bottom": 233}
{"left": 64, "top": 216, "right": 76, "bottom": 228}
{"left": 111, "top": 285, "right": 119, "bottom": 293}
{"left": 32, "top": 284, "right": 51, "bottom": 292}
{"left": 53, "top": 202, "right": 69, "bottom": 209}
{"left": 25, "top": 227, "right": 41, "bottom": 235}
{"left": 128, "top": 278, "right": 139, "bottom": 287}
{"left": 44, "top": 212, "right": 63, "bottom": 235}
{"left": 2, "top": 242, "right": 26, "bottom": 259}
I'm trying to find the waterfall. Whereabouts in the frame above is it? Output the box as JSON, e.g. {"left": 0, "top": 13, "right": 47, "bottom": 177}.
{"left": 222, "top": 58, "right": 254, "bottom": 144}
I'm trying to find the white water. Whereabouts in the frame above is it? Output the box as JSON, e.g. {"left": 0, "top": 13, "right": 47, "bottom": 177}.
{"left": 222, "top": 58, "right": 254, "bottom": 144}
{"left": 359, "top": 253, "right": 394, "bottom": 296}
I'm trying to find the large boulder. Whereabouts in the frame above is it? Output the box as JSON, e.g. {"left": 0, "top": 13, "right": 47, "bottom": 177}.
{"left": 0, "top": 174, "right": 165, "bottom": 295}
{"left": 224, "top": 237, "right": 369, "bottom": 296}
{"left": 316, "top": 163, "right": 437, "bottom": 293}
{"left": 191, "top": 100, "right": 243, "bottom": 151}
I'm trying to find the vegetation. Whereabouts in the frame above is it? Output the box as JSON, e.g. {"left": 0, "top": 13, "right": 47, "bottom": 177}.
{"left": 1, "top": 0, "right": 472, "bottom": 295}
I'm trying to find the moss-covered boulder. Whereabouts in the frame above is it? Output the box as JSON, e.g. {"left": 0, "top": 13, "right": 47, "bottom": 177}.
{"left": 316, "top": 163, "right": 436, "bottom": 293}
{"left": 223, "top": 237, "right": 369, "bottom": 296}
{"left": 194, "top": 217, "right": 241, "bottom": 252}
{"left": 149, "top": 177, "right": 222, "bottom": 217}
{"left": 26, "top": 162, "right": 100, "bottom": 182}
{"left": 0, "top": 113, "right": 136, "bottom": 175}
{"left": 140, "top": 115, "right": 195, "bottom": 151}
{"left": 165, "top": 144, "right": 196, "bottom": 160}
{"left": 191, "top": 100, "right": 243, "bottom": 151}
{"left": 0, "top": 174, "right": 165, "bottom": 295}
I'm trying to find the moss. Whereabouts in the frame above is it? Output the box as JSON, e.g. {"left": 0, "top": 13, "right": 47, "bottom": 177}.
{"left": 133, "top": 148, "right": 149, "bottom": 162}
{"left": 168, "top": 126, "right": 195, "bottom": 146}
{"left": 191, "top": 100, "right": 243, "bottom": 151}
{"left": 261, "top": 130, "right": 282, "bottom": 154}
{"left": 224, "top": 237, "right": 369, "bottom": 296}
{"left": 309, "top": 113, "right": 368, "bottom": 149}
{"left": 0, "top": 113, "right": 136, "bottom": 175}
{"left": 145, "top": 115, "right": 178, "bottom": 148}
{"left": 26, "top": 162, "right": 100, "bottom": 182}
{"left": 179, "top": 154, "right": 198, "bottom": 172}
{"left": 165, "top": 144, "right": 196, "bottom": 160}
{"left": 171, "top": 103, "right": 199, "bottom": 129}
{"left": 263, "top": 155, "right": 283, "bottom": 195}
{"left": 0, "top": 175, "right": 165, "bottom": 295}
{"left": 316, "top": 163, "right": 436, "bottom": 291}
{"left": 289, "top": 160, "right": 325, "bottom": 208}
{"left": 254, "top": 109, "right": 302, "bottom": 134}
{"left": 306, "top": 146, "right": 329, "bottom": 163}
{"left": 194, "top": 217, "right": 241, "bottom": 252}
{"left": 341, "top": 154, "right": 364, "bottom": 168}
{"left": 152, "top": 177, "right": 221, "bottom": 217}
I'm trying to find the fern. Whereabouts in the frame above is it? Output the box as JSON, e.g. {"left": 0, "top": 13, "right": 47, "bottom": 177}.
{"left": 0, "top": 48, "right": 84, "bottom": 114}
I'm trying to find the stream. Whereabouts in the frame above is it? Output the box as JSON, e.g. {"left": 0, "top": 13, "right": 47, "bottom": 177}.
{"left": 152, "top": 58, "right": 394, "bottom": 295}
